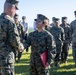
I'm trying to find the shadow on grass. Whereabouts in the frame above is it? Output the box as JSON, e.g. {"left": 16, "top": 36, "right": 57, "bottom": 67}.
{"left": 15, "top": 59, "right": 30, "bottom": 75}
{"left": 60, "top": 64, "right": 75, "bottom": 69}
{"left": 50, "top": 70, "right": 76, "bottom": 75}
{"left": 68, "top": 58, "right": 74, "bottom": 62}
{"left": 68, "top": 53, "right": 73, "bottom": 57}
{"left": 15, "top": 59, "right": 30, "bottom": 64}
{"left": 50, "top": 64, "right": 76, "bottom": 75}
{"left": 50, "top": 56, "right": 76, "bottom": 75}
{"left": 22, "top": 52, "right": 31, "bottom": 55}
{"left": 15, "top": 65, "right": 29, "bottom": 75}
{"left": 21, "top": 59, "right": 30, "bottom": 63}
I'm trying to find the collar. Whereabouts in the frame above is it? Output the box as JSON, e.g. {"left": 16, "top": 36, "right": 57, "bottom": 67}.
{"left": 1, "top": 13, "right": 15, "bottom": 23}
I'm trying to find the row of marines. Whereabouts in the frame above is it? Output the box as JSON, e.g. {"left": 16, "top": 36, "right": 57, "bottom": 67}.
{"left": 13, "top": 12, "right": 76, "bottom": 75}
{"left": 0, "top": 0, "right": 76, "bottom": 75}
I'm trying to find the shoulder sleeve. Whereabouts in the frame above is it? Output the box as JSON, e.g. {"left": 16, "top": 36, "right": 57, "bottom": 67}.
{"left": 70, "top": 21, "right": 74, "bottom": 36}
{"left": 7, "top": 21, "right": 24, "bottom": 50}
{"left": 46, "top": 32, "right": 54, "bottom": 64}
{"left": 68, "top": 26, "right": 71, "bottom": 43}
{"left": 61, "top": 27, "right": 65, "bottom": 41}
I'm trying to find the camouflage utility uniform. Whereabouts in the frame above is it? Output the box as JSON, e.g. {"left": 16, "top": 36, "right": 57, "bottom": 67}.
{"left": 25, "top": 29, "right": 53, "bottom": 75}
{"left": 16, "top": 22, "right": 24, "bottom": 61}
{"left": 50, "top": 26, "right": 64, "bottom": 66}
{"left": 70, "top": 19, "right": 76, "bottom": 63}
{"left": 60, "top": 24, "right": 71, "bottom": 62}
{"left": 44, "top": 26, "right": 56, "bottom": 55}
{"left": 0, "top": 13, "right": 23, "bottom": 75}
{"left": 44, "top": 26, "right": 51, "bottom": 31}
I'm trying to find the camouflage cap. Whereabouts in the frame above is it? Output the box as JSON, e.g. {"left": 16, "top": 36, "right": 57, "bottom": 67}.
{"left": 35, "top": 14, "right": 48, "bottom": 22}
{"left": 5, "top": 0, "right": 19, "bottom": 10}
{"left": 22, "top": 16, "right": 26, "bottom": 19}
{"left": 52, "top": 17, "right": 56, "bottom": 21}
{"left": 14, "top": 13, "right": 19, "bottom": 19}
{"left": 62, "top": 17, "right": 67, "bottom": 19}
{"left": 62, "top": 17, "right": 67, "bottom": 21}
{"left": 74, "top": 11, "right": 76, "bottom": 15}
{"left": 54, "top": 18, "right": 60, "bottom": 22}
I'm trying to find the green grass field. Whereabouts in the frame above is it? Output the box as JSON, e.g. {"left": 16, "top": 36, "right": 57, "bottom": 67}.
{"left": 15, "top": 49, "right": 76, "bottom": 75}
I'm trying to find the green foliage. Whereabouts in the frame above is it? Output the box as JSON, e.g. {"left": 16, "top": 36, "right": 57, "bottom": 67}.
{"left": 15, "top": 50, "right": 76, "bottom": 75}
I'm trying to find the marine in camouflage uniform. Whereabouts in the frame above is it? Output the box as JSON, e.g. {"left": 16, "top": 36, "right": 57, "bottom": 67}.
{"left": 25, "top": 14, "right": 53, "bottom": 75}
{"left": 50, "top": 17, "right": 56, "bottom": 27}
{"left": 44, "top": 19, "right": 52, "bottom": 31}
{"left": 60, "top": 17, "right": 71, "bottom": 63}
{"left": 14, "top": 14, "right": 24, "bottom": 62}
{"left": 0, "top": 0, "right": 24, "bottom": 75}
{"left": 50, "top": 18, "right": 65, "bottom": 66}
{"left": 44, "top": 19, "right": 56, "bottom": 56}
{"left": 70, "top": 11, "right": 76, "bottom": 67}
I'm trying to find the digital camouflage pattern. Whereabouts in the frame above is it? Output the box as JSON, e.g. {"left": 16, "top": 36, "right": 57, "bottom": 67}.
{"left": 0, "top": 13, "right": 24, "bottom": 75}
{"left": 70, "top": 20, "right": 76, "bottom": 62}
{"left": 50, "top": 26, "right": 64, "bottom": 62}
{"left": 15, "top": 22, "right": 24, "bottom": 62}
{"left": 44, "top": 26, "right": 56, "bottom": 56}
{"left": 16, "top": 22, "right": 24, "bottom": 41}
{"left": 60, "top": 24, "right": 71, "bottom": 62}
{"left": 25, "top": 29, "right": 53, "bottom": 75}
{"left": 44, "top": 26, "right": 51, "bottom": 32}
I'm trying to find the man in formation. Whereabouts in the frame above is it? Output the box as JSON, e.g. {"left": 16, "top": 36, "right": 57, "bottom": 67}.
{"left": 50, "top": 18, "right": 65, "bottom": 67}
{"left": 14, "top": 14, "right": 24, "bottom": 63}
{"left": 60, "top": 17, "right": 71, "bottom": 64}
{"left": 70, "top": 10, "right": 76, "bottom": 67}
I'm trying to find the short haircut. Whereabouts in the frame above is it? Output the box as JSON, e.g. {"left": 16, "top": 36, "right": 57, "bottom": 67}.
{"left": 4, "top": 2, "right": 15, "bottom": 10}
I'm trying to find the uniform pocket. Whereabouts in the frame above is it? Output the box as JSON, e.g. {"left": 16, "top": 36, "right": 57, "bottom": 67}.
{"left": 7, "top": 52, "right": 14, "bottom": 64}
